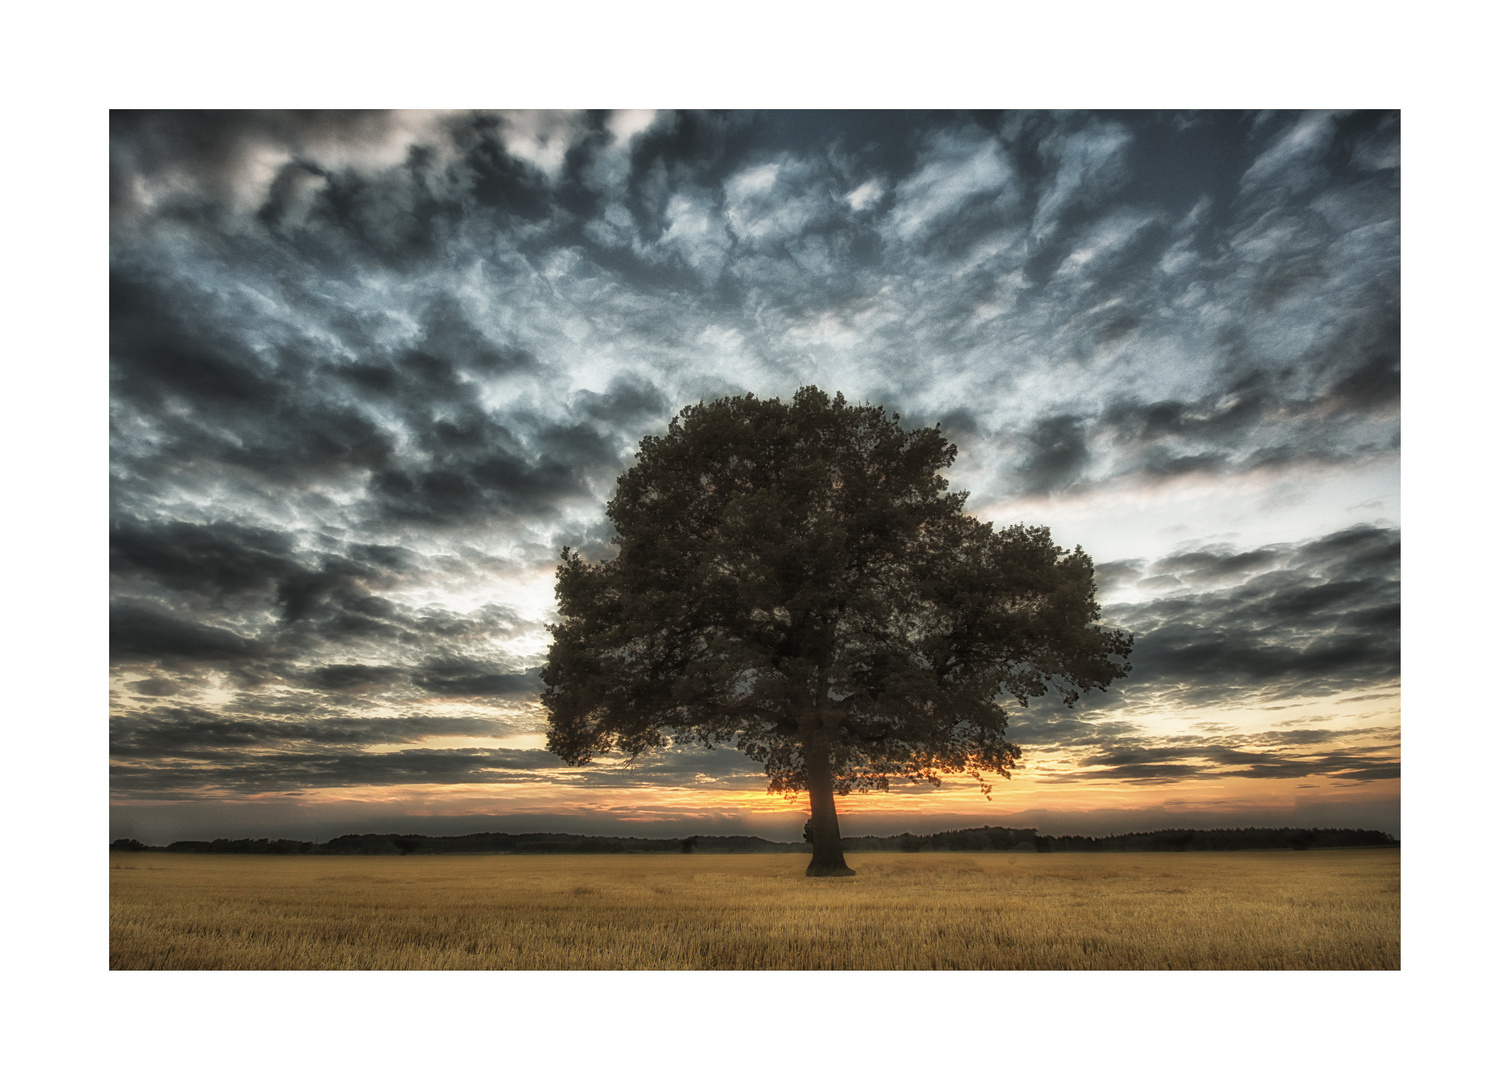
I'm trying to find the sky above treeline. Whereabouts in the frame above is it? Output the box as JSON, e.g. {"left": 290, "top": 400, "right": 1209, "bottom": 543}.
{"left": 109, "top": 110, "right": 1400, "bottom": 844}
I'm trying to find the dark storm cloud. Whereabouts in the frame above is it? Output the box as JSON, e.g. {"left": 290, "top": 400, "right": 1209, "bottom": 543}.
{"left": 111, "top": 705, "right": 507, "bottom": 756}
{"left": 111, "top": 518, "right": 307, "bottom": 598}
{"left": 1018, "top": 415, "right": 1091, "bottom": 493}
{"left": 298, "top": 664, "right": 410, "bottom": 691}
{"left": 110, "top": 110, "right": 1398, "bottom": 806}
{"left": 113, "top": 516, "right": 410, "bottom": 641}
{"left": 110, "top": 701, "right": 569, "bottom": 796}
{"left": 110, "top": 510, "right": 541, "bottom": 711}
{"left": 1105, "top": 524, "right": 1400, "bottom": 705}
{"left": 1146, "top": 547, "right": 1281, "bottom": 586}
{"left": 410, "top": 660, "right": 542, "bottom": 698}
{"left": 1091, "top": 559, "right": 1145, "bottom": 592}
{"left": 112, "top": 111, "right": 426, "bottom": 211}
{"left": 990, "top": 310, "right": 1400, "bottom": 498}
{"left": 109, "top": 705, "right": 759, "bottom": 796}
{"left": 1049, "top": 738, "right": 1401, "bottom": 785}
{"left": 995, "top": 522, "right": 1400, "bottom": 788}
{"left": 407, "top": 294, "right": 539, "bottom": 377}
{"left": 111, "top": 267, "right": 612, "bottom": 529}
{"left": 1006, "top": 702, "right": 1145, "bottom": 750}
{"left": 1092, "top": 317, "right": 1400, "bottom": 482}
{"left": 110, "top": 747, "right": 567, "bottom": 795}
{"left": 573, "top": 376, "right": 671, "bottom": 426}
{"left": 110, "top": 603, "right": 269, "bottom": 664}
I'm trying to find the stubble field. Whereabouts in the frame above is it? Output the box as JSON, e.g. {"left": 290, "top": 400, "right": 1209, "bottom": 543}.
{"left": 110, "top": 849, "right": 1399, "bottom": 970}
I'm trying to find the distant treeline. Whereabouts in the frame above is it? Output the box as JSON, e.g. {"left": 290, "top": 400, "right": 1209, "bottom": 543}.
{"left": 110, "top": 824, "right": 1397, "bottom": 856}
{"left": 109, "top": 832, "right": 804, "bottom": 856}
{"left": 863, "top": 825, "right": 1399, "bottom": 853}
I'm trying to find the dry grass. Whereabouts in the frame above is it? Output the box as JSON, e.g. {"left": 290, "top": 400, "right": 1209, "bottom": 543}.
{"left": 110, "top": 849, "right": 1399, "bottom": 970}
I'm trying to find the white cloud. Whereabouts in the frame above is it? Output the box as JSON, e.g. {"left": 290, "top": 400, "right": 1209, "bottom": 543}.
{"left": 1239, "top": 112, "right": 1335, "bottom": 200}
{"left": 606, "top": 109, "right": 659, "bottom": 147}
{"left": 1052, "top": 209, "right": 1156, "bottom": 279}
{"left": 1031, "top": 121, "right": 1133, "bottom": 240}
{"left": 845, "top": 179, "right": 883, "bottom": 211}
{"left": 496, "top": 110, "right": 591, "bottom": 179}
{"left": 723, "top": 158, "right": 830, "bottom": 246}
{"left": 583, "top": 201, "right": 637, "bottom": 247}
{"left": 887, "top": 132, "right": 1014, "bottom": 242}
{"left": 658, "top": 189, "right": 731, "bottom": 279}
{"left": 305, "top": 110, "right": 460, "bottom": 175}
{"left": 583, "top": 111, "right": 663, "bottom": 194}
{"left": 117, "top": 111, "right": 467, "bottom": 224}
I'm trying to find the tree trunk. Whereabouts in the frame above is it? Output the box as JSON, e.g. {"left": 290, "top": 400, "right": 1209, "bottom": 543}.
{"left": 803, "top": 723, "right": 855, "bottom": 877}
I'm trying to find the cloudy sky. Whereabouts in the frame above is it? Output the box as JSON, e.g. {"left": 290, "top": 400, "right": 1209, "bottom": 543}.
{"left": 108, "top": 110, "right": 1399, "bottom": 843}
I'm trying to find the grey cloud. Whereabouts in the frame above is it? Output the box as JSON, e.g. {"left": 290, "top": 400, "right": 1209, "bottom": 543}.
{"left": 1056, "top": 723, "right": 1401, "bottom": 785}
{"left": 1013, "top": 319, "right": 1397, "bottom": 499}
{"left": 574, "top": 376, "right": 672, "bottom": 426}
{"left": 1238, "top": 112, "right": 1337, "bottom": 205}
{"left": 1294, "top": 523, "right": 1400, "bottom": 573}
{"left": 723, "top": 156, "right": 838, "bottom": 249}
{"left": 1316, "top": 340, "right": 1400, "bottom": 416}
{"left": 113, "top": 267, "right": 617, "bottom": 533}
{"left": 110, "top": 747, "right": 566, "bottom": 795}
{"left": 552, "top": 742, "right": 769, "bottom": 791}
{"left": 410, "top": 660, "right": 543, "bottom": 698}
{"left": 887, "top": 126, "right": 1016, "bottom": 245}
{"left": 1016, "top": 414, "right": 1091, "bottom": 493}
{"left": 300, "top": 664, "right": 409, "bottom": 691}
{"left": 1103, "top": 382, "right": 1273, "bottom": 450}
{"left": 109, "top": 721, "right": 761, "bottom": 797}
{"left": 408, "top": 294, "right": 539, "bottom": 377}
{"left": 1104, "top": 524, "right": 1399, "bottom": 704}
{"left": 128, "top": 677, "right": 183, "bottom": 698}
{"left": 112, "top": 110, "right": 451, "bottom": 201}
{"left": 111, "top": 518, "right": 305, "bottom": 599}
{"left": 1093, "top": 559, "right": 1146, "bottom": 591}
{"left": 1029, "top": 119, "right": 1134, "bottom": 241}
{"left": 1008, "top": 702, "right": 1144, "bottom": 751}
{"left": 110, "top": 510, "right": 540, "bottom": 717}
{"left": 1148, "top": 547, "right": 1282, "bottom": 586}
{"left": 112, "top": 517, "right": 405, "bottom": 635}
{"left": 111, "top": 603, "right": 269, "bottom": 664}
{"left": 111, "top": 706, "right": 507, "bottom": 757}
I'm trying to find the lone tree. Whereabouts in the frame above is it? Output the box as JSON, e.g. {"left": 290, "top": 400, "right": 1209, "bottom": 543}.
{"left": 542, "top": 388, "right": 1131, "bottom": 876}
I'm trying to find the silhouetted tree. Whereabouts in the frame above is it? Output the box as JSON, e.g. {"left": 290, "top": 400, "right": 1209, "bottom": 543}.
{"left": 802, "top": 817, "right": 815, "bottom": 846}
{"left": 681, "top": 836, "right": 699, "bottom": 853}
{"left": 542, "top": 388, "right": 1131, "bottom": 876}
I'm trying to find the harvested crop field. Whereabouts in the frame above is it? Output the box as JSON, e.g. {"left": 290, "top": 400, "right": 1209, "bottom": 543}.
{"left": 110, "top": 848, "right": 1399, "bottom": 970}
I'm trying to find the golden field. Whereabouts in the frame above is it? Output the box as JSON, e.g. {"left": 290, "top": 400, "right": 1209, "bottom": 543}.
{"left": 110, "top": 849, "right": 1399, "bottom": 970}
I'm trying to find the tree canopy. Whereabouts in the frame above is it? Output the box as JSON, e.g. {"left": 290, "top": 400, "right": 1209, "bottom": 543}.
{"left": 542, "top": 387, "right": 1132, "bottom": 875}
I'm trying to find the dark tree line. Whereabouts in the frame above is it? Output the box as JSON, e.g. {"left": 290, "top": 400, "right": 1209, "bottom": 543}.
{"left": 112, "top": 825, "right": 1397, "bottom": 856}
{"left": 831, "top": 825, "right": 1397, "bottom": 852}
{"left": 1014, "top": 827, "right": 1399, "bottom": 853}
{"left": 114, "top": 832, "right": 809, "bottom": 856}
